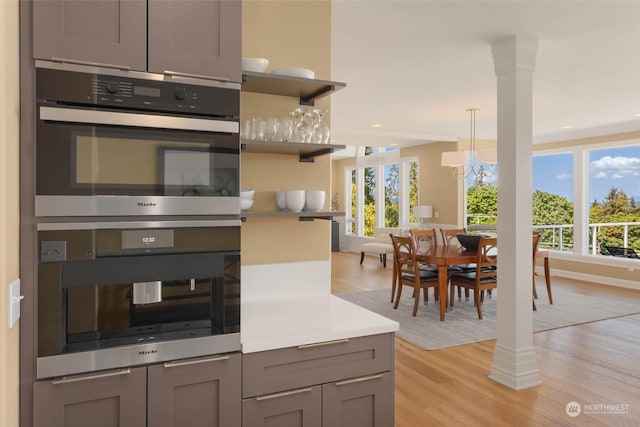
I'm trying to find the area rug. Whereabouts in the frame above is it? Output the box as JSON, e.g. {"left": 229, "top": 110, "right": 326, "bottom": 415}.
{"left": 336, "top": 288, "right": 640, "bottom": 350}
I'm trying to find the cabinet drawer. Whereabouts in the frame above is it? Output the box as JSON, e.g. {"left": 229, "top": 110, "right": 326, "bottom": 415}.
{"left": 242, "top": 385, "right": 321, "bottom": 427}
{"left": 242, "top": 333, "right": 393, "bottom": 398}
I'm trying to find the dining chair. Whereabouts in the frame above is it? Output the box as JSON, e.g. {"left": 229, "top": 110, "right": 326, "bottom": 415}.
{"left": 532, "top": 233, "right": 541, "bottom": 311}
{"left": 440, "top": 227, "right": 475, "bottom": 301}
{"left": 390, "top": 234, "right": 439, "bottom": 316}
{"left": 449, "top": 236, "right": 497, "bottom": 319}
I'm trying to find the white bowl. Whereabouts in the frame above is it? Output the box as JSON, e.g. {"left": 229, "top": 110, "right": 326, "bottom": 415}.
{"left": 240, "top": 189, "right": 255, "bottom": 199}
{"left": 242, "top": 57, "right": 269, "bottom": 73}
{"left": 271, "top": 67, "right": 315, "bottom": 79}
{"left": 240, "top": 199, "right": 254, "bottom": 211}
{"left": 275, "top": 190, "right": 288, "bottom": 211}
{"left": 305, "top": 190, "right": 325, "bottom": 212}
{"left": 286, "top": 190, "right": 306, "bottom": 213}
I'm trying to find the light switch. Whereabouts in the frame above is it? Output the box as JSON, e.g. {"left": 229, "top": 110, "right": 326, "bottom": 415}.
{"left": 9, "top": 278, "right": 23, "bottom": 328}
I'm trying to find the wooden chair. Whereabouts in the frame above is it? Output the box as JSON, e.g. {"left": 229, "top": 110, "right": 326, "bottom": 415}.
{"left": 390, "top": 234, "right": 439, "bottom": 316}
{"left": 449, "top": 237, "right": 497, "bottom": 319}
{"left": 441, "top": 227, "right": 475, "bottom": 301}
{"left": 533, "top": 232, "right": 553, "bottom": 306}
{"left": 532, "top": 233, "right": 541, "bottom": 310}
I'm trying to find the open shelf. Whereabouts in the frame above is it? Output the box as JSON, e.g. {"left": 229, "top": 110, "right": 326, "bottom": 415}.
{"left": 241, "top": 210, "right": 344, "bottom": 222}
{"left": 241, "top": 71, "right": 346, "bottom": 106}
{"left": 241, "top": 140, "right": 346, "bottom": 162}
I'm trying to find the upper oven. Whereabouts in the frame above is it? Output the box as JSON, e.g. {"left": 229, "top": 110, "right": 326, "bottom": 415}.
{"left": 34, "top": 60, "right": 240, "bottom": 217}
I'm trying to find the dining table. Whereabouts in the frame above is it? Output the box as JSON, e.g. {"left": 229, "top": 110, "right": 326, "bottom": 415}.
{"left": 416, "top": 245, "right": 478, "bottom": 321}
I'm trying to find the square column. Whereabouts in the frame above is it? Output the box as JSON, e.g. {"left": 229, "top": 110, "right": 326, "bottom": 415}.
{"left": 490, "top": 36, "right": 541, "bottom": 390}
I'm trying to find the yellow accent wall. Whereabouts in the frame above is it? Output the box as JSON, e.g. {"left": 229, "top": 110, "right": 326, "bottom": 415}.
{"left": 0, "top": 1, "right": 21, "bottom": 425}
{"left": 241, "top": 0, "right": 333, "bottom": 265}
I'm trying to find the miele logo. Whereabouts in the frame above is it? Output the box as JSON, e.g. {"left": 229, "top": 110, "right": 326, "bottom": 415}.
{"left": 138, "top": 349, "right": 158, "bottom": 356}
{"left": 137, "top": 202, "right": 157, "bottom": 207}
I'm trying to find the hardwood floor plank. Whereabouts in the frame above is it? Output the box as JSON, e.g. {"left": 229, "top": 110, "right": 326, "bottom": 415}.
{"left": 331, "top": 251, "right": 640, "bottom": 426}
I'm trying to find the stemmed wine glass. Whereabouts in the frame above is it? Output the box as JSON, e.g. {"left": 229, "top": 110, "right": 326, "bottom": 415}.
{"left": 310, "top": 108, "right": 330, "bottom": 144}
{"left": 290, "top": 108, "right": 312, "bottom": 143}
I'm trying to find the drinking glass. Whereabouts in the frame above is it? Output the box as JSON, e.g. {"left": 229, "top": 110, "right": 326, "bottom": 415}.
{"left": 264, "top": 118, "right": 279, "bottom": 141}
{"left": 290, "top": 108, "right": 311, "bottom": 143}
{"left": 277, "top": 119, "right": 294, "bottom": 142}
{"left": 311, "top": 108, "right": 330, "bottom": 144}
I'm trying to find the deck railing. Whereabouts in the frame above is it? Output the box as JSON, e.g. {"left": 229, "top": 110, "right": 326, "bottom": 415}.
{"left": 467, "top": 215, "right": 640, "bottom": 254}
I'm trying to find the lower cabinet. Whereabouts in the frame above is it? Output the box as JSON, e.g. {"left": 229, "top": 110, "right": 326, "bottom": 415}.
{"left": 242, "top": 333, "right": 394, "bottom": 427}
{"left": 33, "top": 353, "right": 241, "bottom": 427}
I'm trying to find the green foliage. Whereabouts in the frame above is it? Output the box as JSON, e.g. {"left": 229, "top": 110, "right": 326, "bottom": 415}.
{"left": 384, "top": 163, "right": 399, "bottom": 227}
{"left": 466, "top": 183, "right": 497, "bottom": 224}
{"left": 590, "top": 187, "right": 640, "bottom": 251}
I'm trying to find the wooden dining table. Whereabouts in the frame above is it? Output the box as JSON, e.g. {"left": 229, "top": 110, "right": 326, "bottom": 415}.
{"left": 416, "top": 245, "right": 478, "bottom": 321}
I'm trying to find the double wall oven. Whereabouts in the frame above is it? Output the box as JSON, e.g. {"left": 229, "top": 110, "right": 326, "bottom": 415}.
{"left": 34, "top": 61, "right": 242, "bottom": 379}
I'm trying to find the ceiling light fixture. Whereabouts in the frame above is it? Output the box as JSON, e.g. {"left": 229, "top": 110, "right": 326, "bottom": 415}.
{"left": 561, "top": 125, "right": 573, "bottom": 129}
{"left": 370, "top": 123, "right": 382, "bottom": 128}
{"left": 440, "top": 108, "right": 496, "bottom": 179}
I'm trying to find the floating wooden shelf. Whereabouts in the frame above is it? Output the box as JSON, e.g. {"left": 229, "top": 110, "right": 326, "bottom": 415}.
{"left": 241, "top": 71, "right": 346, "bottom": 106}
{"left": 241, "top": 210, "right": 345, "bottom": 222}
{"left": 241, "top": 140, "right": 346, "bottom": 162}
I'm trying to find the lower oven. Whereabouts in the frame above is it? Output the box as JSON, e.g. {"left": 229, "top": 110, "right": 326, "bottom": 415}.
{"left": 36, "top": 221, "right": 240, "bottom": 379}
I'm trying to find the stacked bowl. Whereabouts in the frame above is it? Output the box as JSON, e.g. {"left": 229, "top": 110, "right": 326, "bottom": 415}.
{"left": 240, "top": 189, "right": 255, "bottom": 211}
{"left": 275, "top": 190, "right": 326, "bottom": 212}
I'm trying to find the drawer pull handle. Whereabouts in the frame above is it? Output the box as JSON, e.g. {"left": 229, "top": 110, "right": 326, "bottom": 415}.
{"left": 256, "top": 388, "right": 313, "bottom": 401}
{"left": 52, "top": 368, "right": 131, "bottom": 385}
{"left": 165, "top": 70, "right": 230, "bottom": 82}
{"left": 335, "top": 374, "right": 384, "bottom": 387}
{"left": 164, "top": 355, "right": 229, "bottom": 368}
{"left": 297, "top": 338, "right": 349, "bottom": 349}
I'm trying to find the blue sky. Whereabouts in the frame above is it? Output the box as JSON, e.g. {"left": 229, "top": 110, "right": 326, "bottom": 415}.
{"left": 532, "top": 146, "right": 640, "bottom": 203}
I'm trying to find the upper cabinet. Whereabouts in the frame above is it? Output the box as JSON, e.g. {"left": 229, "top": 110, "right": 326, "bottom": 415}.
{"left": 32, "top": 0, "right": 241, "bottom": 83}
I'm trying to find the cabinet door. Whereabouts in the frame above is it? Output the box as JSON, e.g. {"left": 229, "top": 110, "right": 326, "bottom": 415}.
{"left": 322, "top": 372, "right": 393, "bottom": 427}
{"left": 33, "top": 367, "right": 146, "bottom": 427}
{"left": 33, "top": 0, "right": 146, "bottom": 71}
{"left": 242, "top": 386, "right": 321, "bottom": 427}
{"left": 147, "top": 353, "right": 241, "bottom": 427}
{"left": 148, "top": 0, "right": 242, "bottom": 82}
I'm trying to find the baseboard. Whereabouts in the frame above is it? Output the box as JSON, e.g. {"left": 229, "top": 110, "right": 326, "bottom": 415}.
{"left": 489, "top": 343, "right": 541, "bottom": 390}
{"left": 540, "top": 266, "right": 640, "bottom": 291}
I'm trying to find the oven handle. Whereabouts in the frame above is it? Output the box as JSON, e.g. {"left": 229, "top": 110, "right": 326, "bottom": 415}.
{"left": 39, "top": 106, "right": 239, "bottom": 134}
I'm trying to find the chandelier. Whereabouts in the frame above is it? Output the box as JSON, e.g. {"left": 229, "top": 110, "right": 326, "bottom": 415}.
{"left": 441, "top": 108, "right": 496, "bottom": 179}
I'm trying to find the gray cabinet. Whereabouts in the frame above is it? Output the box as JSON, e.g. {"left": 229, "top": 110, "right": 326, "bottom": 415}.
{"left": 148, "top": 353, "right": 242, "bottom": 427}
{"left": 242, "top": 386, "right": 322, "bottom": 427}
{"left": 148, "top": 0, "right": 241, "bottom": 82}
{"left": 33, "top": 0, "right": 241, "bottom": 82}
{"left": 33, "top": 0, "right": 147, "bottom": 71}
{"left": 242, "top": 334, "right": 394, "bottom": 427}
{"left": 33, "top": 367, "right": 147, "bottom": 427}
{"left": 33, "top": 353, "right": 242, "bottom": 427}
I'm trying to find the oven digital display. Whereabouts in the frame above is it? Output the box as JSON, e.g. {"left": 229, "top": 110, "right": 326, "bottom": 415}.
{"left": 122, "top": 229, "right": 174, "bottom": 249}
{"left": 134, "top": 86, "right": 161, "bottom": 97}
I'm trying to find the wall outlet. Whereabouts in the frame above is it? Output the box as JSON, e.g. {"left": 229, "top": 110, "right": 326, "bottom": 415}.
{"left": 9, "top": 278, "right": 23, "bottom": 328}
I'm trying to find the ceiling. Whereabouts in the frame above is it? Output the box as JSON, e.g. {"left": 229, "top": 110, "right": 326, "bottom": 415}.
{"left": 329, "top": 1, "right": 640, "bottom": 151}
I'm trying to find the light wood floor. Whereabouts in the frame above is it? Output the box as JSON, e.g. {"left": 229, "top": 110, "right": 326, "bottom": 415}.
{"left": 331, "top": 251, "right": 640, "bottom": 427}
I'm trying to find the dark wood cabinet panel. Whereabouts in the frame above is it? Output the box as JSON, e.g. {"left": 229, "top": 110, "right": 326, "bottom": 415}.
{"left": 148, "top": 0, "right": 242, "bottom": 82}
{"left": 147, "top": 353, "right": 242, "bottom": 427}
{"left": 322, "top": 372, "right": 394, "bottom": 427}
{"left": 242, "top": 386, "right": 322, "bottom": 427}
{"left": 33, "top": 0, "right": 146, "bottom": 70}
{"left": 32, "top": 367, "right": 147, "bottom": 427}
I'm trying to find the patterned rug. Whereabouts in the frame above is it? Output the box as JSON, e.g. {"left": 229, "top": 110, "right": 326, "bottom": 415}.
{"left": 337, "top": 287, "right": 640, "bottom": 350}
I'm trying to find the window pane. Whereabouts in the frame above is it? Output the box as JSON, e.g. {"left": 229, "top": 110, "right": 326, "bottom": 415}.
{"left": 364, "top": 166, "right": 376, "bottom": 237}
{"left": 465, "top": 161, "right": 498, "bottom": 227}
{"left": 384, "top": 163, "right": 399, "bottom": 227}
{"left": 349, "top": 168, "right": 356, "bottom": 234}
{"left": 588, "top": 146, "right": 640, "bottom": 254}
{"left": 532, "top": 153, "right": 574, "bottom": 251}
{"left": 408, "top": 160, "right": 418, "bottom": 223}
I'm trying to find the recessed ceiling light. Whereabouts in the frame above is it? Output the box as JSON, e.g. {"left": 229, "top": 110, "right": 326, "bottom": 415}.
{"left": 370, "top": 123, "right": 382, "bottom": 128}
{"left": 390, "top": 143, "right": 398, "bottom": 146}
{"left": 561, "top": 125, "right": 573, "bottom": 129}
{"left": 635, "top": 113, "right": 640, "bottom": 117}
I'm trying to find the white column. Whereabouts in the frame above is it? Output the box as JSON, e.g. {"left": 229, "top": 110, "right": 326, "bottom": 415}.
{"left": 489, "top": 36, "right": 541, "bottom": 390}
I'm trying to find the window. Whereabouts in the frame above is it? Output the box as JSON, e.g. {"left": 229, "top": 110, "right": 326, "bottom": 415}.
{"left": 532, "top": 153, "right": 574, "bottom": 251}
{"left": 345, "top": 150, "right": 418, "bottom": 237}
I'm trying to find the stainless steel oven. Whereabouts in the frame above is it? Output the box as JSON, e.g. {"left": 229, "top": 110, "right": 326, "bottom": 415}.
{"left": 36, "top": 221, "right": 240, "bottom": 379}
{"left": 34, "top": 60, "right": 240, "bottom": 217}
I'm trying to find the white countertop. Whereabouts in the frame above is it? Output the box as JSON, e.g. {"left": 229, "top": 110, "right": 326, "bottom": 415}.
{"left": 241, "top": 294, "right": 399, "bottom": 353}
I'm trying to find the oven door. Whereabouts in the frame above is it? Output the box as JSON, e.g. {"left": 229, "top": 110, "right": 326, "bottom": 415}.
{"left": 35, "top": 105, "right": 240, "bottom": 216}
